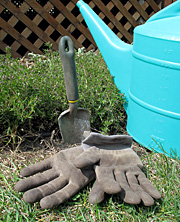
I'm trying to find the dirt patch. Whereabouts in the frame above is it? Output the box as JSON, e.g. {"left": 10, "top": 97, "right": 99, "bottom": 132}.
{"left": 1, "top": 128, "right": 150, "bottom": 160}
{"left": 0, "top": 128, "right": 151, "bottom": 178}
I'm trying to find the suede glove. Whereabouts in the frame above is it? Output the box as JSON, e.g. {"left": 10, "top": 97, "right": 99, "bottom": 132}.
{"left": 74, "top": 133, "right": 161, "bottom": 206}
{"left": 15, "top": 147, "right": 95, "bottom": 209}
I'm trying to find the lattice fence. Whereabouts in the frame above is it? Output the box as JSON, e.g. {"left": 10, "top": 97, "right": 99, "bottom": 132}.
{"left": 0, "top": 0, "right": 163, "bottom": 58}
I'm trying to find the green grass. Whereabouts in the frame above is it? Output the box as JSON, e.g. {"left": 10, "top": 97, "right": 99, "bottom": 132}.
{"left": 0, "top": 147, "right": 179, "bottom": 221}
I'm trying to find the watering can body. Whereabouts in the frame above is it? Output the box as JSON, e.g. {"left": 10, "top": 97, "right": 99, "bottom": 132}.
{"left": 77, "top": 0, "right": 180, "bottom": 157}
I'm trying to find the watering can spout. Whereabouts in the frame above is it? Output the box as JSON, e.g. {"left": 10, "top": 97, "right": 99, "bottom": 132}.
{"left": 77, "top": 0, "right": 132, "bottom": 109}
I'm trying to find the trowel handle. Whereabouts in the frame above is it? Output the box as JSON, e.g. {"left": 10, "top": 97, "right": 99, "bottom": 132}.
{"left": 59, "top": 36, "right": 79, "bottom": 106}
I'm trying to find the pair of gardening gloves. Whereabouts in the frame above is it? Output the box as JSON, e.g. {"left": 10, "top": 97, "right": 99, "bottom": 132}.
{"left": 15, "top": 133, "right": 161, "bottom": 209}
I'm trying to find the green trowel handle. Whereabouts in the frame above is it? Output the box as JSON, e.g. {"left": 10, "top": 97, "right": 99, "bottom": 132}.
{"left": 59, "top": 36, "right": 79, "bottom": 105}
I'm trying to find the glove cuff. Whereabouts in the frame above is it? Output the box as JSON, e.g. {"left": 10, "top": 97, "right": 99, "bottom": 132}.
{"left": 81, "top": 132, "right": 133, "bottom": 150}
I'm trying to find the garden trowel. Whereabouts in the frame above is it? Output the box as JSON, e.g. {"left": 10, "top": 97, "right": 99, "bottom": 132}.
{"left": 58, "top": 36, "right": 90, "bottom": 144}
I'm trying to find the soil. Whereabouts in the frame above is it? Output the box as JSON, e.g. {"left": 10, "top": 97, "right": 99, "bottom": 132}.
{"left": 0, "top": 127, "right": 152, "bottom": 172}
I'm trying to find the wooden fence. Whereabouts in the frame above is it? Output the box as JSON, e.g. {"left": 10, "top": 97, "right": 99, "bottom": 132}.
{"left": 0, "top": 0, "right": 163, "bottom": 58}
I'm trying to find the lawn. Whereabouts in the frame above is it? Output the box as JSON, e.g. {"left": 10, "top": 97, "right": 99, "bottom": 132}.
{"left": 0, "top": 47, "right": 179, "bottom": 221}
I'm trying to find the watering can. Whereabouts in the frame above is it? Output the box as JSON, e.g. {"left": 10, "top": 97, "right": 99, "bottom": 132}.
{"left": 77, "top": 0, "right": 180, "bottom": 157}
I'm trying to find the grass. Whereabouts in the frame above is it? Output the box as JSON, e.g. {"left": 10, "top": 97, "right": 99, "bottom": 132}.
{"left": 0, "top": 144, "right": 179, "bottom": 221}
{"left": 0, "top": 47, "right": 179, "bottom": 221}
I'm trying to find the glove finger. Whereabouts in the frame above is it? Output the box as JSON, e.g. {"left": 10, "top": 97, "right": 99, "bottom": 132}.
{"left": 138, "top": 173, "right": 161, "bottom": 199}
{"left": 74, "top": 147, "right": 100, "bottom": 168}
{"left": 95, "top": 166, "right": 121, "bottom": 194}
{"left": 126, "top": 171, "right": 155, "bottom": 206}
{"left": 115, "top": 170, "right": 141, "bottom": 204}
{"left": 15, "top": 169, "right": 58, "bottom": 192}
{"left": 23, "top": 176, "right": 68, "bottom": 203}
{"left": 20, "top": 158, "right": 52, "bottom": 177}
{"left": 40, "top": 183, "right": 81, "bottom": 209}
{"left": 89, "top": 180, "right": 105, "bottom": 204}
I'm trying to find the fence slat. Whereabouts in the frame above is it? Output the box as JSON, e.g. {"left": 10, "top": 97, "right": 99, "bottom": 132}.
{"left": 111, "top": 0, "right": 138, "bottom": 27}
{"left": 0, "top": 4, "right": 4, "bottom": 13}
{"left": 0, "top": 0, "right": 58, "bottom": 50}
{"left": 49, "top": 0, "right": 96, "bottom": 46}
{"left": 0, "top": 0, "right": 162, "bottom": 57}
{"left": 0, "top": 39, "right": 21, "bottom": 57}
{"left": 146, "top": 0, "right": 160, "bottom": 12}
{"left": 0, "top": 17, "right": 42, "bottom": 54}
{"left": 92, "top": 0, "right": 133, "bottom": 42}
{"left": 25, "top": 0, "right": 83, "bottom": 49}
{"left": 129, "top": 0, "right": 149, "bottom": 20}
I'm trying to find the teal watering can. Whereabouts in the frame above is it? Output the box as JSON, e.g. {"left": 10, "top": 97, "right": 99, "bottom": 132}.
{"left": 77, "top": 0, "right": 180, "bottom": 157}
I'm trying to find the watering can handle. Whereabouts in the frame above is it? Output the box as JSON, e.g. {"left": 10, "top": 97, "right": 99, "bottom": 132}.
{"left": 147, "top": 0, "right": 180, "bottom": 23}
{"left": 59, "top": 36, "right": 79, "bottom": 104}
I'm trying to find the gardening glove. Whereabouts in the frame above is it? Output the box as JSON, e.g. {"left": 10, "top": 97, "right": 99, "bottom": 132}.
{"left": 15, "top": 147, "right": 95, "bottom": 209}
{"left": 74, "top": 133, "right": 161, "bottom": 206}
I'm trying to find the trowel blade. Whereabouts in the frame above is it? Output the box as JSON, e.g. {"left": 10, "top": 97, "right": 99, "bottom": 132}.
{"left": 58, "top": 108, "right": 90, "bottom": 144}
